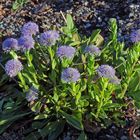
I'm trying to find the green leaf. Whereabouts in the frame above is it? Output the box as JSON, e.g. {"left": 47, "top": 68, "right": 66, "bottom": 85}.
{"left": 32, "top": 120, "right": 48, "bottom": 129}
{"left": 32, "top": 121, "right": 43, "bottom": 129}
{"left": 0, "top": 112, "right": 31, "bottom": 134}
{"left": 34, "top": 114, "right": 48, "bottom": 120}
{"left": 31, "top": 101, "right": 42, "bottom": 112}
{"left": 0, "top": 122, "right": 13, "bottom": 134}
{"left": 77, "top": 132, "right": 87, "bottom": 140}
{"left": 52, "top": 59, "right": 56, "bottom": 69}
{"left": 61, "top": 27, "right": 71, "bottom": 35}
{"left": 59, "top": 110, "right": 83, "bottom": 130}
{"left": 0, "top": 99, "right": 5, "bottom": 112}
{"left": 53, "top": 91, "right": 59, "bottom": 102}
{"left": 48, "top": 120, "right": 65, "bottom": 140}
{"left": 40, "top": 120, "right": 65, "bottom": 139}
{"left": 25, "top": 132, "right": 41, "bottom": 140}
{"left": 39, "top": 122, "right": 53, "bottom": 138}
{"left": 66, "top": 14, "right": 74, "bottom": 30}
{"left": 12, "top": 0, "right": 27, "bottom": 10}
{"left": 0, "top": 74, "right": 8, "bottom": 86}
{"left": 109, "top": 18, "right": 117, "bottom": 41}
{"left": 128, "top": 90, "right": 140, "bottom": 108}
{"left": 89, "top": 29, "right": 101, "bottom": 43}
{"left": 129, "top": 71, "right": 140, "bottom": 91}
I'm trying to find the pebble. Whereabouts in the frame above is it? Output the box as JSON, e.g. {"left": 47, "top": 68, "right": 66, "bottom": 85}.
{"left": 120, "top": 135, "right": 128, "bottom": 140}
{"left": 106, "top": 134, "right": 116, "bottom": 140}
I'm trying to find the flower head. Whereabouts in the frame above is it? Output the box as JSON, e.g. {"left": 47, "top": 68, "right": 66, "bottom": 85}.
{"left": 61, "top": 68, "right": 80, "bottom": 83}
{"left": 96, "top": 65, "right": 115, "bottom": 78}
{"left": 26, "top": 86, "right": 38, "bottom": 102}
{"left": 2, "top": 38, "right": 19, "bottom": 52}
{"left": 56, "top": 45, "right": 76, "bottom": 60}
{"left": 130, "top": 29, "right": 140, "bottom": 43}
{"left": 18, "top": 36, "right": 35, "bottom": 51}
{"left": 39, "top": 30, "right": 59, "bottom": 46}
{"left": 5, "top": 59, "right": 23, "bottom": 77}
{"left": 96, "top": 65, "right": 120, "bottom": 84}
{"left": 85, "top": 45, "right": 101, "bottom": 56}
{"left": 21, "top": 22, "right": 39, "bottom": 36}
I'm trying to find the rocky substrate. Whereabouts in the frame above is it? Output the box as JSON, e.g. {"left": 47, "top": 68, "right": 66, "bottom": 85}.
{"left": 0, "top": 0, "right": 140, "bottom": 42}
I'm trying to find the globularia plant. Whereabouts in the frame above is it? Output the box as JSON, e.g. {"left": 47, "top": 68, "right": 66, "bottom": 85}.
{"left": 1, "top": 14, "right": 140, "bottom": 139}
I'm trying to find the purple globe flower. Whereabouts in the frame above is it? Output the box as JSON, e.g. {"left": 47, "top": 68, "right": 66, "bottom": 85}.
{"left": 39, "top": 30, "right": 59, "bottom": 46}
{"left": 56, "top": 45, "right": 76, "bottom": 60}
{"left": 61, "top": 68, "right": 80, "bottom": 83}
{"left": 5, "top": 59, "right": 23, "bottom": 77}
{"left": 96, "top": 65, "right": 120, "bottom": 84}
{"left": 26, "top": 86, "right": 38, "bottom": 102}
{"left": 2, "top": 38, "right": 19, "bottom": 52}
{"left": 85, "top": 45, "right": 101, "bottom": 56}
{"left": 18, "top": 36, "right": 35, "bottom": 51}
{"left": 21, "top": 22, "right": 39, "bottom": 36}
{"left": 130, "top": 29, "right": 140, "bottom": 43}
{"left": 96, "top": 65, "right": 115, "bottom": 78}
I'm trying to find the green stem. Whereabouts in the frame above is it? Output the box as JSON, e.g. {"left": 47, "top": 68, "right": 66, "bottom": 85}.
{"left": 119, "top": 62, "right": 137, "bottom": 98}
{"left": 18, "top": 72, "right": 28, "bottom": 91}
{"left": 71, "top": 83, "right": 76, "bottom": 96}
{"left": 48, "top": 47, "right": 53, "bottom": 63}
{"left": 38, "top": 44, "right": 49, "bottom": 63}
{"left": 10, "top": 51, "right": 18, "bottom": 59}
{"left": 25, "top": 51, "right": 39, "bottom": 85}
{"left": 96, "top": 82, "right": 107, "bottom": 118}
{"left": 96, "top": 91, "right": 104, "bottom": 118}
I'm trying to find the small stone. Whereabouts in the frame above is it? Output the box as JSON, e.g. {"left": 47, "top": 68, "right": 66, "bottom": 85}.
{"left": 106, "top": 134, "right": 116, "bottom": 140}
{"left": 84, "top": 23, "right": 92, "bottom": 29}
{"left": 120, "top": 135, "right": 128, "bottom": 140}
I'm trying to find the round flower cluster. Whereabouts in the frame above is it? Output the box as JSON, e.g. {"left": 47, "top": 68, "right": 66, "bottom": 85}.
{"left": 56, "top": 45, "right": 76, "bottom": 60}
{"left": 130, "top": 29, "right": 140, "bottom": 43}
{"left": 61, "top": 68, "right": 80, "bottom": 83}
{"left": 26, "top": 86, "right": 38, "bottom": 102}
{"left": 96, "top": 65, "right": 115, "bottom": 78}
{"left": 39, "top": 30, "right": 59, "bottom": 46}
{"left": 85, "top": 45, "right": 101, "bottom": 56}
{"left": 96, "top": 65, "right": 120, "bottom": 84}
{"left": 21, "top": 22, "right": 39, "bottom": 36}
{"left": 5, "top": 59, "right": 23, "bottom": 77}
{"left": 18, "top": 36, "right": 35, "bottom": 51}
{"left": 2, "top": 38, "right": 19, "bottom": 52}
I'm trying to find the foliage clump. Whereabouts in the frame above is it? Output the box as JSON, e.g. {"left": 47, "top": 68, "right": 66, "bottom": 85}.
{"left": 1, "top": 15, "right": 140, "bottom": 139}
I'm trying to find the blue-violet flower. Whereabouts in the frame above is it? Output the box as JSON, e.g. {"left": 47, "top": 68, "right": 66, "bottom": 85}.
{"left": 21, "top": 22, "right": 39, "bottom": 36}
{"left": 18, "top": 36, "right": 35, "bottom": 51}
{"left": 56, "top": 45, "right": 76, "bottom": 60}
{"left": 5, "top": 59, "right": 23, "bottom": 77}
{"left": 61, "top": 68, "right": 80, "bottom": 83}
{"left": 26, "top": 86, "right": 38, "bottom": 102}
{"left": 96, "top": 65, "right": 120, "bottom": 84}
{"left": 2, "top": 38, "right": 19, "bottom": 52}
{"left": 85, "top": 45, "right": 101, "bottom": 56}
{"left": 39, "top": 30, "right": 59, "bottom": 46}
{"left": 130, "top": 29, "right": 140, "bottom": 43}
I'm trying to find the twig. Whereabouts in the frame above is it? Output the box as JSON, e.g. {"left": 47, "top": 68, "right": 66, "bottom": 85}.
{"left": 60, "top": 11, "right": 67, "bottom": 24}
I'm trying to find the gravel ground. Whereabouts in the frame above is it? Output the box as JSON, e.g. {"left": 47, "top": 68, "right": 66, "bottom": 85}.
{"left": 0, "top": 0, "right": 140, "bottom": 42}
